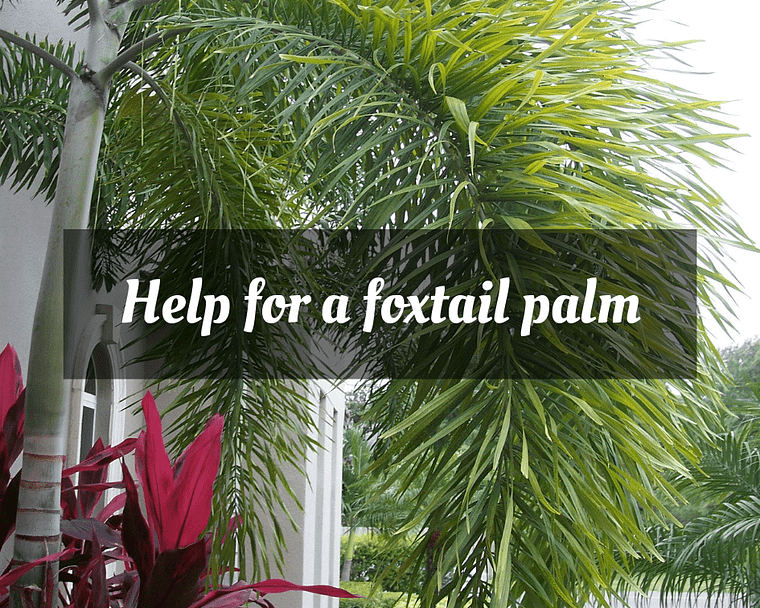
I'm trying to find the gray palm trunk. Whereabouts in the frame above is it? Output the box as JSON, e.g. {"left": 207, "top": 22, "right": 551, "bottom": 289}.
{"left": 9, "top": 4, "right": 136, "bottom": 605}
{"left": 340, "top": 526, "right": 357, "bottom": 581}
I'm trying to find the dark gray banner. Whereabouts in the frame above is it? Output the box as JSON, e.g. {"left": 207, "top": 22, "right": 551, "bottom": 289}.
{"left": 64, "top": 228, "right": 697, "bottom": 380}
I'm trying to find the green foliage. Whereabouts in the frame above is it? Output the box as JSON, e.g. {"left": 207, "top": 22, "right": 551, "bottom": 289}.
{"left": 343, "top": 399, "right": 418, "bottom": 536}
{"left": 339, "top": 582, "right": 406, "bottom": 608}
{"left": 627, "top": 338, "right": 760, "bottom": 605}
{"left": 341, "top": 534, "right": 416, "bottom": 592}
{"left": 338, "top": 582, "right": 446, "bottom": 608}
{"left": 630, "top": 422, "right": 760, "bottom": 606}
{"left": 722, "top": 338, "right": 760, "bottom": 404}
{"left": 0, "top": 36, "right": 75, "bottom": 201}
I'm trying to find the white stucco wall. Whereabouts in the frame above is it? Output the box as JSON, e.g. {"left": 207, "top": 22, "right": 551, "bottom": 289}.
{"left": 0, "top": 0, "right": 84, "bottom": 47}
{"left": 247, "top": 382, "right": 344, "bottom": 608}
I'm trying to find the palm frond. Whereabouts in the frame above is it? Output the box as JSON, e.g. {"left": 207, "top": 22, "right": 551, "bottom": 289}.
{"left": 0, "top": 36, "right": 77, "bottom": 201}
{"left": 632, "top": 417, "right": 760, "bottom": 606}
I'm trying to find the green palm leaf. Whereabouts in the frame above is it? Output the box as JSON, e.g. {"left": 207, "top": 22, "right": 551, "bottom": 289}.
{"left": 632, "top": 432, "right": 760, "bottom": 606}
{"left": 0, "top": 36, "right": 76, "bottom": 200}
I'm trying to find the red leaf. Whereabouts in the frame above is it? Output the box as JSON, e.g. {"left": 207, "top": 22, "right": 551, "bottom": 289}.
{"left": 134, "top": 392, "right": 174, "bottom": 550}
{"left": 60, "top": 476, "right": 78, "bottom": 520}
{"left": 70, "top": 533, "right": 108, "bottom": 608}
{"left": 0, "top": 445, "right": 7, "bottom": 498}
{"left": 121, "top": 463, "right": 154, "bottom": 586}
{"left": 167, "top": 414, "right": 223, "bottom": 549}
{"left": 124, "top": 575, "right": 140, "bottom": 608}
{"left": 0, "top": 345, "right": 24, "bottom": 484}
{"left": 250, "top": 579, "right": 361, "bottom": 598}
{"left": 2, "top": 389, "right": 24, "bottom": 466}
{"left": 191, "top": 578, "right": 361, "bottom": 608}
{"left": 190, "top": 578, "right": 354, "bottom": 608}
{"left": 187, "top": 579, "right": 360, "bottom": 607}
{"left": 188, "top": 585, "right": 251, "bottom": 608}
{"left": 0, "top": 547, "right": 76, "bottom": 595}
{"left": 132, "top": 391, "right": 224, "bottom": 551}
{"left": 138, "top": 540, "right": 206, "bottom": 608}
{"left": 78, "top": 439, "right": 107, "bottom": 517}
{"left": 42, "top": 560, "right": 55, "bottom": 608}
{"left": 62, "top": 437, "right": 137, "bottom": 477}
{"left": 0, "top": 344, "right": 23, "bottom": 422}
{"left": 60, "top": 519, "right": 121, "bottom": 548}
{"left": 89, "top": 534, "right": 108, "bottom": 608}
{"left": 70, "top": 481, "right": 124, "bottom": 492}
{"left": 0, "top": 472, "right": 19, "bottom": 545}
{"left": 97, "top": 492, "right": 126, "bottom": 523}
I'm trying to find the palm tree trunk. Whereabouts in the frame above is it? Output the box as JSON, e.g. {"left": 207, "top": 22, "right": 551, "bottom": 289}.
{"left": 340, "top": 527, "right": 357, "bottom": 581}
{"left": 10, "top": 11, "right": 128, "bottom": 607}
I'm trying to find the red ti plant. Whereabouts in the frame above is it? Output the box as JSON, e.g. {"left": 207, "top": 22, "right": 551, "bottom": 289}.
{"left": 0, "top": 344, "right": 24, "bottom": 549}
{"left": 134, "top": 392, "right": 223, "bottom": 553}
{"left": 0, "top": 344, "right": 357, "bottom": 608}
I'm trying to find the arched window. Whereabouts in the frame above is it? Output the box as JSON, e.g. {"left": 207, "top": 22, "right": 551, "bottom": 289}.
{"left": 68, "top": 306, "right": 125, "bottom": 470}
{"left": 77, "top": 344, "right": 113, "bottom": 461}
{"left": 80, "top": 357, "right": 97, "bottom": 460}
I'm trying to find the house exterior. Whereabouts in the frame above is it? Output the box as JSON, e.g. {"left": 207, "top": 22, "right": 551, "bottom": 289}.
{"left": 0, "top": 2, "right": 344, "bottom": 605}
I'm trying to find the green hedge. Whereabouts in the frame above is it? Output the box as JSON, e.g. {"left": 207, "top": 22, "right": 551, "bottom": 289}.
{"left": 339, "top": 582, "right": 448, "bottom": 608}
{"left": 339, "top": 582, "right": 450, "bottom": 608}
{"left": 339, "top": 582, "right": 406, "bottom": 608}
{"left": 340, "top": 533, "right": 417, "bottom": 592}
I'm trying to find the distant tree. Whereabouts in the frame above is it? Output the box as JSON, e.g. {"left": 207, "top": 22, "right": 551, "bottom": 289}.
{"left": 341, "top": 389, "right": 414, "bottom": 582}
{"left": 721, "top": 337, "right": 760, "bottom": 404}
{"left": 629, "top": 337, "right": 760, "bottom": 605}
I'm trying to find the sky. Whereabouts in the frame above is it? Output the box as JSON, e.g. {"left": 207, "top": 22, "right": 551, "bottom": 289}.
{"left": 633, "top": 0, "right": 760, "bottom": 348}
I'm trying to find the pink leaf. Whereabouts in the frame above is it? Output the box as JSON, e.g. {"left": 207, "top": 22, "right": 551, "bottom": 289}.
{"left": 70, "top": 481, "right": 124, "bottom": 492}
{"left": 139, "top": 540, "right": 206, "bottom": 608}
{"left": 0, "top": 346, "right": 24, "bottom": 473}
{"left": 0, "top": 344, "right": 23, "bottom": 422}
{"left": 168, "top": 414, "right": 223, "bottom": 549}
{"left": 62, "top": 437, "right": 137, "bottom": 476}
{"left": 60, "top": 476, "right": 78, "bottom": 520}
{"left": 188, "top": 585, "right": 251, "bottom": 608}
{"left": 97, "top": 492, "right": 126, "bottom": 523}
{"left": 78, "top": 439, "right": 111, "bottom": 518}
{"left": 60, "top": 519, "right": 121, "bottom": 547}
{"left": 121, "top": 463, "right": 154, "bottom": 586}
{"left": 70, "top": 533, "right": 107, "bottom": 608}
{"left": 0, "top": 472, "right": 20, "bottom": 545}
{"left": 89, "top": 534, "right": 108, "bottom": 608}
{"left": 188, "top": 579, "right": 360, "bottom": 608}
{"left": 250, "top": 579, "right": 361, "bottom": 598}
{"left": 134, "top": 392, "right": 174, "bottom": 550}
{"left": 2, "top": 388, "right": 24, "bottom": 465}
{"left": 0, "top": 547, "right": 76, "bottom": 595}
{"left": 124, "top": 573, "right": 140, "bottom": 608}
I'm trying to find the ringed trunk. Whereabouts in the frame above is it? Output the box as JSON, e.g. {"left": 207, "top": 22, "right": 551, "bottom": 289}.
{"left": 10, "top": 11, "right": 130, "bottom": 606}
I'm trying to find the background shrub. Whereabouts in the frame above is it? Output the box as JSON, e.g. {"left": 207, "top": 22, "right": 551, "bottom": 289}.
{"left": 339, "top": 582, "right": 404, "bottom": 608}
{"left": 341, "top": 534, "right": 418, "bottom": 592}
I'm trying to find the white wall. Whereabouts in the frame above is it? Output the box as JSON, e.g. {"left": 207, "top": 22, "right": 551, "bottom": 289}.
{"left": 246, "top": 382, "right": 345, "bottom": 608}
{"left": 0, "top": 0, "right": 84, "bottom": 46}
